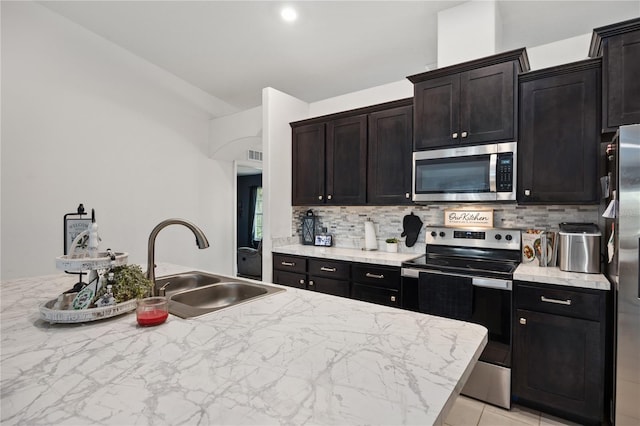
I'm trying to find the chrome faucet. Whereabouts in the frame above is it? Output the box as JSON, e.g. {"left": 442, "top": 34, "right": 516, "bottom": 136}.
{"left": 146, "top": 219, "right": 210, "bottom": 295}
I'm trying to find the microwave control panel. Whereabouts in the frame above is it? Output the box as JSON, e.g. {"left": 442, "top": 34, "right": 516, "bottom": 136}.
{"left": 497, "top": 153, "right": 514, "bottom": 192}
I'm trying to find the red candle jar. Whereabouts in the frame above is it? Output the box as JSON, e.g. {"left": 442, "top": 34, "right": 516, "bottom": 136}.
{"left": 136, "top": 297, "right": 169, "bottom": 326}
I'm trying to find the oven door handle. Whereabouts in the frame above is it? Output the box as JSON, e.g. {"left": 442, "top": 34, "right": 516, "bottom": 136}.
{"left": 402, "top": 268, "right": 512, "bottom": 290}
{"left": 472, "top": 277, "right": 512, "bottom": 291}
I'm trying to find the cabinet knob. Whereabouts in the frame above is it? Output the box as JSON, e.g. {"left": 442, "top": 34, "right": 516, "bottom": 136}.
{"left": 461, "top": 131, "right": 468, "bottom": 138}
{"left": 318, "top": 195, "right": 323, "bottom": 200}
{"left": 309, "top": 280, "right": 314, "bottom": 286}
{"left": 327, "top": 195, "right": 332, "bottom": 200}
{"left": 405, "top": 192, "right": 410, "bottom": 198}
{"left": 519, "top": 318, "right": 527, "bottom": 325}
{"left": 390, "top": 295, "right": 396, "bottom": 302}
{"left": 452, "top": 132, "right": 458, "bottom": 139}
{"left": 299, "top": 279, "right": 305, "bottom": 285}
{"left": 524, "top": 189, "right": 531, "bottom": 196}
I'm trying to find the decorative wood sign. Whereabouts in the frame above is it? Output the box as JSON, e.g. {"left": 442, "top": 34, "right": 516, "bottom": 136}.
{"left": 444, "top": 209, "right": 494, "bottom": 228}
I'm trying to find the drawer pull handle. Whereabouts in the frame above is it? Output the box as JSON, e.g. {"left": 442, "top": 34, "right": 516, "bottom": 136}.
{"left": 365, "top": 273, "right": 384, "bottom": 279}
{"left": 281, "top": 261, "right": 295, "bottom": 267}
{"left": 541, "top": 296, "right": 572, "bottom": 306}
{"left": 320, "top": 267, "right": 336, "bottom": 272}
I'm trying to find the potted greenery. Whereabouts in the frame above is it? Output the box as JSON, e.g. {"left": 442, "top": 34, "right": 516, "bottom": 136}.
{"left": 385, "top": 238, "right": 399, "bottom": 253}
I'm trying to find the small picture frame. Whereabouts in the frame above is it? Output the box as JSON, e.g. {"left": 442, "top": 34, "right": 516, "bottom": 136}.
{"left": 314, "top": 234, "right": 333, "bottom": 247}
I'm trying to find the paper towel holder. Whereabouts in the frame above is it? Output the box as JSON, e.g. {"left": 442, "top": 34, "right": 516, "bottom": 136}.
{"left": 364, "top": 218, "right": 378, "bottom": 251}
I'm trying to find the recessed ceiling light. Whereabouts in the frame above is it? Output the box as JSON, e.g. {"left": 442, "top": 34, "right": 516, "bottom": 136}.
{"left": 281, "top": 7, "right": 297, "bottom": 22}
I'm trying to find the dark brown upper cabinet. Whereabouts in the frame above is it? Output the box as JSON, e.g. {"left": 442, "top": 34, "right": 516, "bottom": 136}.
{"left": 408, "top": 48, "right": 530, "bottom": 150}
{"left": 326, "top": 115, "right": 367, "bottom": 205}
{"left": 518, "top": 59, "right": 601, "bottom": 204}
{"left": 590, "top": 17, "right": 640, "bottom": 132}
{"left": 291, "top": 115, "right": 367, "bottom": 206}
{"left": 367, "top": 104, "right": 413, "bottom": 204}
{"left": 291, "top": 99, "right": 413, "bottom": 206}
{"left": 292, "top": 122, "right": 325, "bottom": 205}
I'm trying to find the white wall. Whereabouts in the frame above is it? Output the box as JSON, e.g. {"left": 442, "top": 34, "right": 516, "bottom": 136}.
{"left": 309, "top": 80, "right": 413, "bottom": 118}
{"left": 438, "top": 1, "right": 500, "bottom": 67}
{"left": 527, "top": 33, "right": 592, "bottom": 70}
{"left": 0, "top": 2, "right": 235, "bottom": 280}
{"left": 261, "top": 87, "right": 309, "bottom": 282}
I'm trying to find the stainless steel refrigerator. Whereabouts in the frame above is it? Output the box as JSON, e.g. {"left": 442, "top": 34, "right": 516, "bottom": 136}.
{"left": 607, "top": 124, "right": 640, "bottom": 425}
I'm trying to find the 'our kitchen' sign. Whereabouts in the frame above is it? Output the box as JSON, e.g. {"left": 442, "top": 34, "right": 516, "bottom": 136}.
{"left": 444, "top": 209, "right": 494, "bottom": 228}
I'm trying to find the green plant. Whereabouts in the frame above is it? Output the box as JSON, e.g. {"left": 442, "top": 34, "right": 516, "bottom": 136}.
{"left": 385, "top": 238, "right": 399, "bottom": 244}
{"left": 97, "top": 264, "right": 153, "bottom": 303}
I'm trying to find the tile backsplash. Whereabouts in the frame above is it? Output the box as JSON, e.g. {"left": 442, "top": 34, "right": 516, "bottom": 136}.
{"left": 290, "top": 204, "right": 599, "bottom": 253}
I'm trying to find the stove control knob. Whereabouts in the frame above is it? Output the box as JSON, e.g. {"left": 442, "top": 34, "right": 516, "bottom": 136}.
{"left": 505, "top": 234, "right": 513, "bottom": 241}
{"left": 430, "top": 231, "right": 437, "bottom": 237}
{"left": 439, "top": 231, "right": 446, "bottom": 237}
{"left": 495, "top": 234, "right": 502, "bottom": 241}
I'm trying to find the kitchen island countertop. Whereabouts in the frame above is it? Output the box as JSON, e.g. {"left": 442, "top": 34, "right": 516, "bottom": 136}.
{"left": 273, "top": 244, "right": 422, "bottom": 267}
{"left": 1, "top": 264, "right": 486, "bottom": 425}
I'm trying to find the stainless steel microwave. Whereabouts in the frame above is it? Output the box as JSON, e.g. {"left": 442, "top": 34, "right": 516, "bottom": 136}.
{"left": 412, "top": 142, "right": 517, "bottom": 202}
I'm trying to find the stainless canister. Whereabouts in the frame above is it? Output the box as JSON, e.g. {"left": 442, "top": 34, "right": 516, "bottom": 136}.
{"left": 558, "top": 223, "right": 601, "bottom": 273}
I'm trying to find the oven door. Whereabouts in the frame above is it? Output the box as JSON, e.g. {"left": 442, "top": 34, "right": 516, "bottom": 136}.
{"left": 412, "top": 142, "right": 516, "bottom": 202}
{"left": 416, "top": 270, "right": 512, "bottom": 368}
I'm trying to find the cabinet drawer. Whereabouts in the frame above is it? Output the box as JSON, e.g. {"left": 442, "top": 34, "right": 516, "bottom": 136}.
{"left": 352, "top": 283, "right": 400, "bottom": 308}
{"left": 308, "top": 259, "right": 349, "bottom": 280}
{"left": 273, "top": 254, "right": 307, "bottom": 274}
{"left": 515, "top": 282, "right": 602, "bottom": 321}
{"left": 308, "top": 276, "right": 350, "bottom": 297}
{"left": 352, "top": 264, "right": 400, "bottom": 290}
{"left": 273, "top": 270, "right": 306, "bottom": 289}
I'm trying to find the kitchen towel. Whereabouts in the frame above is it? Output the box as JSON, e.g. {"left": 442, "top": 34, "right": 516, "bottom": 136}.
{"left": 418, "top": 273, "right": 473, "bottom": 321}
{"left": 401, "top": 212, "right": 423, "bottom": 247}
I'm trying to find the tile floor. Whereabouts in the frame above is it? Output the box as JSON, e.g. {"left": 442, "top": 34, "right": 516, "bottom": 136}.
{"left": 444, "top": 395, "right": 581, "bottom": 426}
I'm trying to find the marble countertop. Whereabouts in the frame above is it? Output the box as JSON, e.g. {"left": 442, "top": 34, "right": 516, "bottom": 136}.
{"left": 273, "top": 245, "right": 422, "bottom": 267}
{"left": 514, "top": 263, "right": 610, "bottom": 290}
{"left": 1, "top": 264, "right": 487, "bottom": 425}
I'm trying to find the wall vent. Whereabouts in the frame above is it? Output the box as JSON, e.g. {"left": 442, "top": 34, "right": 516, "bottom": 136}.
{"left": 247, "top": 150, "right": 263, "bottom": 161}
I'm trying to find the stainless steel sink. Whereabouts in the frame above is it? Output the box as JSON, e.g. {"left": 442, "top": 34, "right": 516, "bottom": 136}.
{"left": 156, "top": 272, "right": 285, "bottom": 319}
{"left": 154, "top": 271, "right": 223, "bottom": 298}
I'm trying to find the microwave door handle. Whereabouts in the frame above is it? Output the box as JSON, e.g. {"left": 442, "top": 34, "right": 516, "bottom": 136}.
{"left": 489, "top": 153, "right": 497, "bottom": 192}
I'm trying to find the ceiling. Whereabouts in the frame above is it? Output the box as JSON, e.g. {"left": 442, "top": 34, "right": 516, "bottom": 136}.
{"left": 40, "top": 1, "right": 639, "bottom": 114}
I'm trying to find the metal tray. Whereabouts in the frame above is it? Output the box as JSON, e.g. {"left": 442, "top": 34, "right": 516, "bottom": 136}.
{"left": 39, "top": 298, "right": 136, "bottom": 323}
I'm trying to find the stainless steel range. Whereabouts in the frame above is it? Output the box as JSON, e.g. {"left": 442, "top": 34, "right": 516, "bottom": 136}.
{"left": 402, "top": 226, "right": 521, "bottom": 409}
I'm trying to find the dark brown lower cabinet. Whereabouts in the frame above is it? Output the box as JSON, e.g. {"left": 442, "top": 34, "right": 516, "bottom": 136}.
{"left": 351, "top": 264, "right": 400, "bottom": 307}
{"left": 308, "top": 276, "right": 349, "bottom": 297}
{"left": 272, "top": 270, "right": 306, "bottom": 289}
{"left": 272, "top": 254, "right": 403, "bottom": 306}
{"left": 513, "top": 281, "right": 609, "bottom": 425}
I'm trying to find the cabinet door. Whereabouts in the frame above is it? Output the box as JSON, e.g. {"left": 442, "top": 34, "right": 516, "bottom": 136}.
{"left": 368, "top": 105, "right": 413, "bottom": 204}
{"left": 605, "top": 30, "right": 640, "bottom": 128}
{"left": 513, "top": 309, "right": 604, "bottom": 424}
{"left": 308, "top": 276, "right": 350, "bottom": 297}
{"left": 460, "top": 62, "right": 515, "bottom": 145}
{"left": 273, "top": 270, "right": 307, "bottom": 289}
{"left": 326, "top": 115, "right": 367, "bottom": 204}
{"left": 413, "top": 74, "right": 460, "bottom": 150}
{"left": 352, "top": 283, "right": 399, "bottom": 307}
{"left": 518, "top": 62, "right": 600, "bottom": 204}
{"left": 292, "top": 123, "right": 325, "bottom": 205}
